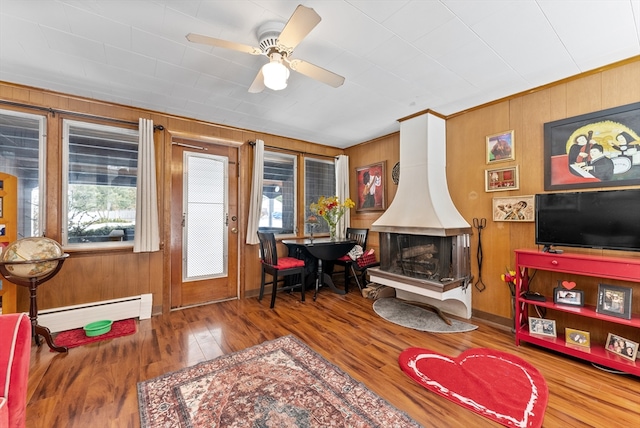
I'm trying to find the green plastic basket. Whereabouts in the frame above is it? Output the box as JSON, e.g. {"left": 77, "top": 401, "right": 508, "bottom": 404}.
{"left": 83, "top": 320, "right": 113, "bottom": 337}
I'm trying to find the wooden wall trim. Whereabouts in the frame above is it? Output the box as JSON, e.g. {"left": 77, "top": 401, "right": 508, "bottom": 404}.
{"left": 448, "top": 55, "right": 640, "bottom": 119}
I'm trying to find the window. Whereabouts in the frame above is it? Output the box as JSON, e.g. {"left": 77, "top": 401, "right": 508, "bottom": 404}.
{"left": 304, "top": 157, "right": 336, "bottom": 234}
{"left": 0, "top": 109, "right": 46, "bottom": 238}
{"left": 62, "top": 120, "right": 138, "bottom": 247}
{"left": 259, "top": 151, "right": 296, "bottom": 235}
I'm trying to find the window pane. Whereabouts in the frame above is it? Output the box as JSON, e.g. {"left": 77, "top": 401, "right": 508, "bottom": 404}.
{"left": 0, "top": 110, "right": 45, "bottom": 238}
{"left": 304, "top": 158, "right": 336, "bottom": 234}
{"left": 63, "top": 120, "right": 138, "bottom": 246}
{"left": 259, "top": 151, "right": 296, "bottom": 235}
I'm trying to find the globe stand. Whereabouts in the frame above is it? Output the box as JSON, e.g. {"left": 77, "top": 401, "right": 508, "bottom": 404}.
{"left": 0, "top": 254, "right": 69, "bottom": 353}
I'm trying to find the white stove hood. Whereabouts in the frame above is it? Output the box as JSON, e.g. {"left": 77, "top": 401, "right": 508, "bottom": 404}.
{"left": 372, "top": 111, "right": 471, "bottom": 236}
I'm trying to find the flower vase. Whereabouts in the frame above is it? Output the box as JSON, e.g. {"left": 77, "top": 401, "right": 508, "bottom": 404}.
{"left": 328, "top": 224, "right": 337, "bottom": 241}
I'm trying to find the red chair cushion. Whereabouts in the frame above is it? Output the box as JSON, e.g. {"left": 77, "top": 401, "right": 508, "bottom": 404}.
{"left": 263, "top": 257, "right": 304, "bottom": 269}
{"left": 337, "top": 255, "right": 351, "bottom": 261}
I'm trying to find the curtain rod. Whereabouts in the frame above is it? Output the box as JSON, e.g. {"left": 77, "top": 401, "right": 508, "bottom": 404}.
{"left": 248, "top": 140, "right": 339, "bottom": 160}
{"left": 0, "top": 99, "right": 164, "bottom": 130}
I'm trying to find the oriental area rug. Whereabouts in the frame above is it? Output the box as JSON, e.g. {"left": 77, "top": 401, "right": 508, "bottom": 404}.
{"left": 138, "top": 335, "right": 421, "bottom": 428}
{"left": 53, "top": 318, "right": 137, "bottom": 349}
{"left": 399, "top": 347, "right": 548, "bottom": 428}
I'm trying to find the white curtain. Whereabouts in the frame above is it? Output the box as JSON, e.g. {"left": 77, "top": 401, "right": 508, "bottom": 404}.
{"left": 134, "top": 118, "right": 160, "bottom": 252}
{"left": 246, "top": 139, "right": 264, "bottom": 245}
{"left": 335, "top": 154, "right": 350, "bottom": 239}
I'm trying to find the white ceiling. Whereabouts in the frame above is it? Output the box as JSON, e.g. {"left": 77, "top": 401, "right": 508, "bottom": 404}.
{"left": 1, "top": 0, "right": 639, "bottom": 148}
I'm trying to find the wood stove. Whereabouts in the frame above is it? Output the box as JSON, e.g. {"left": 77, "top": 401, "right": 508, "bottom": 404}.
{"left": 379, "top": 233, "right": 469, "bottom": 282}
{"left": 368, "top": 111, "right": 473, "bottom": 318}
{"left": 368, "top": 232, "right": 472, "bottom": 318}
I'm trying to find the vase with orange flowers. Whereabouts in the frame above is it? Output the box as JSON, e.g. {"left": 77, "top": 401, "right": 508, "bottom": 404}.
{"left": 501, "top": 268, "right": 517, "bottom": 297}
{"left": 309, "top": 196, "right": 355, "bottom": 240}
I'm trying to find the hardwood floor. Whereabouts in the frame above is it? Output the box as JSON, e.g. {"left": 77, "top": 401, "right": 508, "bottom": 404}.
{"left": 26, "top": 289, "right": 640, "bottom": 427}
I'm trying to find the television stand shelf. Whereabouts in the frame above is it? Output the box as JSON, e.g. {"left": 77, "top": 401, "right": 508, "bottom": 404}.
{"left": 515, "top": 249, "right": 640, "bottom": 376}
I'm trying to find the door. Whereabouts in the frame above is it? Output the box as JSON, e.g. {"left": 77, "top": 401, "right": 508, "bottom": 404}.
{"left": 170, "top": 141, "right": 239, "bottom": 308}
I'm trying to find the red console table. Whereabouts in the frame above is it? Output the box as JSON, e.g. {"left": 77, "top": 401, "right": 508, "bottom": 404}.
{"left": 515, "top": 249, "right": 640, "bottom": 376}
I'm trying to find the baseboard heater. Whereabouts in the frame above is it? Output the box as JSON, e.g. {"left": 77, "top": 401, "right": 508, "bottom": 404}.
{"left": 37, "top": 294, "right": 152, "bottom": 333}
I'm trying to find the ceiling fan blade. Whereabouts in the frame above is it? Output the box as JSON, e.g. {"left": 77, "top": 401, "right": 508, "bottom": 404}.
{"left": 186, "top": 33, "right": 262, "bottom": 55}
{"left": 277, "top": 5, "right": 321, "bottom": 51}
{"left": 289, "top": 59, "right": 345, "bottom": 88}
{"left": 248, "top": 69, "right": 265, "bottom": 93}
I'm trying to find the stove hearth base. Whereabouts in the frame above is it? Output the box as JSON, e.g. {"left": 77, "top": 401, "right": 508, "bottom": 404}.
{"left": 367, "top": 267, "right": 472, "bottom": 319}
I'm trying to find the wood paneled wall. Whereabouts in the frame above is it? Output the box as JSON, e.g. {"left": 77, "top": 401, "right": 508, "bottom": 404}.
{"left": 447, "top": 58, "right": 640, "bottom": 326}
{"left": 343, "top": 133, "right": 399, "bottom": 254}
{"left": 0, "top": 82, "right": 341, "bottom": 315}
{"left": 1, "top": 56, "right": 639, "bottom": 326}
{"left": 344, "top": 57, "right": 640, "bottom": 328}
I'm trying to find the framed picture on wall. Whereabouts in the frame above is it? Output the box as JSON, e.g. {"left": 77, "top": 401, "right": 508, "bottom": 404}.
{"left": 355, "top": 162, "right": 386, "bottom": 212}
{"left": 543, "top": 101, "right": 640, "bottom": 190}
{"left": 485, "top": 166, "right": 519, "bottom": 192}
{"left": 492, "top": 195, "right": 534, "bottom": 221}
{"left": 486, "top": 130, "right": 515, "bottom": 164}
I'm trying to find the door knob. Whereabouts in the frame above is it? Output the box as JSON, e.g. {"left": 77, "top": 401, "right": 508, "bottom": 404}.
{"left": 231, "top": 227, "right": 238, "bottom": 234}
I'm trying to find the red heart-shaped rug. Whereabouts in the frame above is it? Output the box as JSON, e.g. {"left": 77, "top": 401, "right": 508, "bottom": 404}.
{"left": 561, "top": 280, "right": 576, "bottom": 290}
{"left": 399, "top": 347, "right": 548, "bottom": 427}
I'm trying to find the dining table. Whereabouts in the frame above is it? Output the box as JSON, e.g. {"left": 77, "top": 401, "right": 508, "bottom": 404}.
{"left": 282, "top": 237, "right": 356, "bottom": 300}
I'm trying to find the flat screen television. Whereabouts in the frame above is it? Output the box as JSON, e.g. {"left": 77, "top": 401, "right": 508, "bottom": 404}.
{"left": 535, "top": 189, "right": 640, "bottom": 252}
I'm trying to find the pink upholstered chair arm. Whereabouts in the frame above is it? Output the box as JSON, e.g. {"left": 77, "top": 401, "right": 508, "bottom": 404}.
{"left": 0, "top": 396, "right": 7, "bottom": 427}
{"left": 0, "top": 313, "right": 31, "bottom": 428}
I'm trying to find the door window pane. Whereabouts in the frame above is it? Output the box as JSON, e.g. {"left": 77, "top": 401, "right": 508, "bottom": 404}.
{"left": 184, "top": 152, "right": 227, "bottom": 280}
{"left": 304, "top": 158, "right": 336, "bottom": 234}
{"left": 0, "top": 110, "right": 46, "bottom": 238}
{"left": 62, "top": 120, "right": 138, "bottom": 247}
{"left": 259, "top": 151, "right": 296, "bottom": 235}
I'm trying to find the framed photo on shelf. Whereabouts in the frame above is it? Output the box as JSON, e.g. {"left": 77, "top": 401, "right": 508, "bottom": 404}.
{"left": 553, "top": 285, "right": 584, "bottom": 307}
{"left": 355, "top": 161, "right": 386, "bottom": 212}
{"left": 596, "top": 283, "right": 632, "bottom": 319}
{"left": 492, "top": 195, "right": 534, "bottom": 222}
{"left": 486, "top": 130, "right": 515, "bottom": 164}
{"left": 606, "top": 333, "right": 639, "bottom": 361}
{"left": 565, "top": 328, "right": 590, "bottom": 348}
{"left": 528, "top": 317, "right": 556, "bottom": 338}
{"left": 485, "top": 165, "right": 519, "bottom": 192}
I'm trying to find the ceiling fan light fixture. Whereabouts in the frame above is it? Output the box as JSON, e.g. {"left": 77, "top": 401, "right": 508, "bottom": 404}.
{"left": 262, "top": 54, "right": 290, "bottom": 90}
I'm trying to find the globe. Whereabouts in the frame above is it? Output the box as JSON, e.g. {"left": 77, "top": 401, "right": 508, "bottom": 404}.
{"left": 1, "top": 237, "right": 64, "bottom": 278}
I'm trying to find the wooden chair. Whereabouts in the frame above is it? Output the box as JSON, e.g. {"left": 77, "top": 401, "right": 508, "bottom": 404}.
{"left": 257, "top": 232, "right": 306, "bottom": 308}
{"left": 333, "top": 228, "right": 369, "bottom": 292}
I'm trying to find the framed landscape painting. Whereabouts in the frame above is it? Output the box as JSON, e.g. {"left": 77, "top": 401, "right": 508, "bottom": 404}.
{"left": 544, "top": 102, "right": 640, "bottom": 190}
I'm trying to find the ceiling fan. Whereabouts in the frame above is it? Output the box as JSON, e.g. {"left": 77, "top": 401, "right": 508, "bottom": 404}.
{"left": 186, "top": 4, "right": 345, "bottom": 93}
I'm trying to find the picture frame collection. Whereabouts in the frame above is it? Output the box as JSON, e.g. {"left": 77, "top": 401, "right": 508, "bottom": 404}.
{"left": 527, "top": 280, "right": 637, "bottom": 362}
{"left": 484, "top": 130, "right": 519, "bottom": 193}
